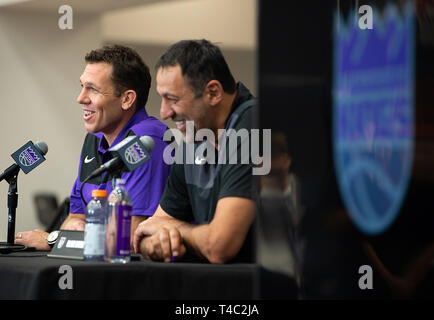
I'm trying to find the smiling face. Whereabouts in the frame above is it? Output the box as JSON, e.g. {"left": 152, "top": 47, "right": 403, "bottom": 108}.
{"left": 156, "top": 65, "right": 211, "bottom": 142}
{"left": 77, "top": 62, "right": 126, "bottom": 145}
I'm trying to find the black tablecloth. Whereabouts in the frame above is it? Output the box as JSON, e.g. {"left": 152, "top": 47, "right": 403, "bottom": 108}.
{"left": 0, "top": 252, "right": 260, "bottom": 299}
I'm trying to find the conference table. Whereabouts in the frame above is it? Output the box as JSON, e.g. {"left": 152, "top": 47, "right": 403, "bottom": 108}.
{"left": 0, "top": 251, "right": 262, "bottom": 300}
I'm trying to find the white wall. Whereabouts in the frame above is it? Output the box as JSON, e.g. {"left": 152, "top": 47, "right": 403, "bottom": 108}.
{"left": 0, "top": 9, "right": 102, "bottom": 239}
{"left": 102, "top": 0, "right": 256, "bottom": 50}
{"left": 106, "top": 43, "right": 257, "bottom": 130}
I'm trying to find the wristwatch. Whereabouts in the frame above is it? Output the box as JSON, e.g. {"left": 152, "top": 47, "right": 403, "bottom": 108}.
{"left": 46, "top": 230, "right": 60, "bottom": 248}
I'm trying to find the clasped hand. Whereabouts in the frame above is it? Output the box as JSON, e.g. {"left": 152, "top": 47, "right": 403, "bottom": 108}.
{"left": 133, "top": 220, "right": 187, "bottom": 262}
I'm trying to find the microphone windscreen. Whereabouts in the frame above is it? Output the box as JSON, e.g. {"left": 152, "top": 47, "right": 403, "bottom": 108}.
{"left": 139, "top": 136, "right": 154, "bottom": 152}
{"left": 34, "top": 141, "right": 48, "bottom": 155}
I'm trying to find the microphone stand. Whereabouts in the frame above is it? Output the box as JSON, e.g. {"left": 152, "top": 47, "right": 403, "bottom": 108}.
{"left": 6, "top": 166, "right": 19, "bottom": 244}
{"left": 108, "top": 168, "right": 123, "bottom": 189}
{"left": 0, "top": 165, "right": 27, "bottom": 253}
{"left": 79, "top": 168, "right": 123, "bottom": 207}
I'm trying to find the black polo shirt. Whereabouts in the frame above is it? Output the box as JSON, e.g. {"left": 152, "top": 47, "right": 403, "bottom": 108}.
{"left": 160, "top": 82, "right": 258, "bottom": 263}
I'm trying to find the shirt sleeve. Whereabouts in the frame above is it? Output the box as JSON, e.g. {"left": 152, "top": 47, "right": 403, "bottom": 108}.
{"left": 218, "top": 109, "right": 256, "bottom": 201}
{"left": 69, "top": 148, "right": 85, "bottom": 214}
{"left": 218, "top": 163, "right": 255, "bottom": 200}
{"left": 69, "top": 177, "right": 85, "bottom": 214}
{"left": 159, "top": 163, "right": 194, "bottom": 221}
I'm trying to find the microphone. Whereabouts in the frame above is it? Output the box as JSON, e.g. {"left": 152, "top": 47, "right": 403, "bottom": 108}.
{"left": 0, "top": 141, "right": 48, "bottom": 182}
{"left": 0, "top": 141, "right": 48, "bottom": 247}
{"left": 85, "top": 135, "right": 154, "bottom": 181}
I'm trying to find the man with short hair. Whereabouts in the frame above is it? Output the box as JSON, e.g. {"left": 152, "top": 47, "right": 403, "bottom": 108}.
{"left": 16, "top": 45, "right": 170, "bottom": 250}
{"left": 133, "top": 39, "right": 258, "bottom": 264}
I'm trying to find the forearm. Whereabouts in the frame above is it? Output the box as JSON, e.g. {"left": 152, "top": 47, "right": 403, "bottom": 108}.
{"left": 178, "top": 222, "right": 246, "bottom": 264}
{"left": 60, "top": 213, "right": 85, "bottom": 230}
{"left": 167, "top": 217, "right": 241, "bottom": 263}
{"left": 135, "top": 199, "right": 254, "bottom": 264}
{"left": 159, "top": 199, "right": 254, "bottom": 263}
{"left": 176, "top": 222, "right": 208, "bottom": 261}
{"left": 185, "top": 197, "right": 255, "bottom": 264}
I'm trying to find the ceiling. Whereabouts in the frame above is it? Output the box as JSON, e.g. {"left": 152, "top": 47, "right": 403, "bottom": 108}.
{"left": 0, "top": 0, "right": 178, "bottom": 13}
{"left": 0, "top": 0, "right": 256, "bottom": 49}
{"left": 103, "top": 0, "right": 256, "bottom": 49}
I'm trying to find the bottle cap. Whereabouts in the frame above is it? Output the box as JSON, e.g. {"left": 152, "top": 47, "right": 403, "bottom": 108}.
{"left": 92, "top": 189, "right": 107, "bottom": 198}
{"left": 115, "top": 178, "right": 126, "bottom": 186}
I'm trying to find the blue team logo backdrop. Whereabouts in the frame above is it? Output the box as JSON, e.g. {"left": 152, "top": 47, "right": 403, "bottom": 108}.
{"left": 333, "top": 3, "right": 415, "bottom": 235}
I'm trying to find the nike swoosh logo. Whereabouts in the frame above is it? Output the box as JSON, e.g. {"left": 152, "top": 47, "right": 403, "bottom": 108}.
{"left": 195, "top": 156, "right": 207, "bottom": 165}
{"left": 84, "top": 156, "right": 95, "bottom": 164}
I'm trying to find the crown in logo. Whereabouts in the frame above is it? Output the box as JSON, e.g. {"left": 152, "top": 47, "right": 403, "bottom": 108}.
{"left": 334, "top": 2, "right": 415, "bottom": 67}
{"left": 124, "top": 142, "right": 146, "bottom": 165}
{"left": 19, "top": 147, "right": 39, "bottom": 167}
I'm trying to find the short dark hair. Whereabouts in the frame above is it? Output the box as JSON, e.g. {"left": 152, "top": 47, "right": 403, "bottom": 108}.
{"left": 85, "top": 45, "right": 151, "bottom": 110}
{"left": 155, "top": 39, "right": 236, "bottom": 97}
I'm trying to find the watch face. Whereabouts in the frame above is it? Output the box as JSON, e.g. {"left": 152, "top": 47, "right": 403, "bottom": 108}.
{"left": 47, "top": 231, "right": 60, "bottom": 243}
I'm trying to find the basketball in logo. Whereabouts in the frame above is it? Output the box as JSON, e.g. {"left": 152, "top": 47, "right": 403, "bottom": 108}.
{"left": 19, "top": 151, "right": 32, "bottom": 166}
{"left": 18, "top": 147, "right": 38, "bottom": 167}
{"left": 124, "top": 142, "right": 144, "bottom": 165}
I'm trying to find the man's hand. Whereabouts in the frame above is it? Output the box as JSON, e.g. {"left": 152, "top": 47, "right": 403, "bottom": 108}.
{"left": 13, "top": 213, "right": 85, "bottom": 252}
{"left": 137, "top": 225, "right": 187, "bottom": 262}
{"left": 133, "top": 206, "right": 177, "bottom": 254}
{"left": 14, "top": 229, "right": 50, "bottom": 251}
{"left": 133, "top": 212, "right": 188, "bottom": 262}
{"left": 134, "top": 197, "right": 255, "bottom": 264}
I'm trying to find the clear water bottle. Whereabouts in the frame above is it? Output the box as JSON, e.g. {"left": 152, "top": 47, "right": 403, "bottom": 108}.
{"left": 105, "top": 178, "right": 132, "bottom": 263}
{"left": 84, "top": 189, "right": 107, "bottom": 261}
